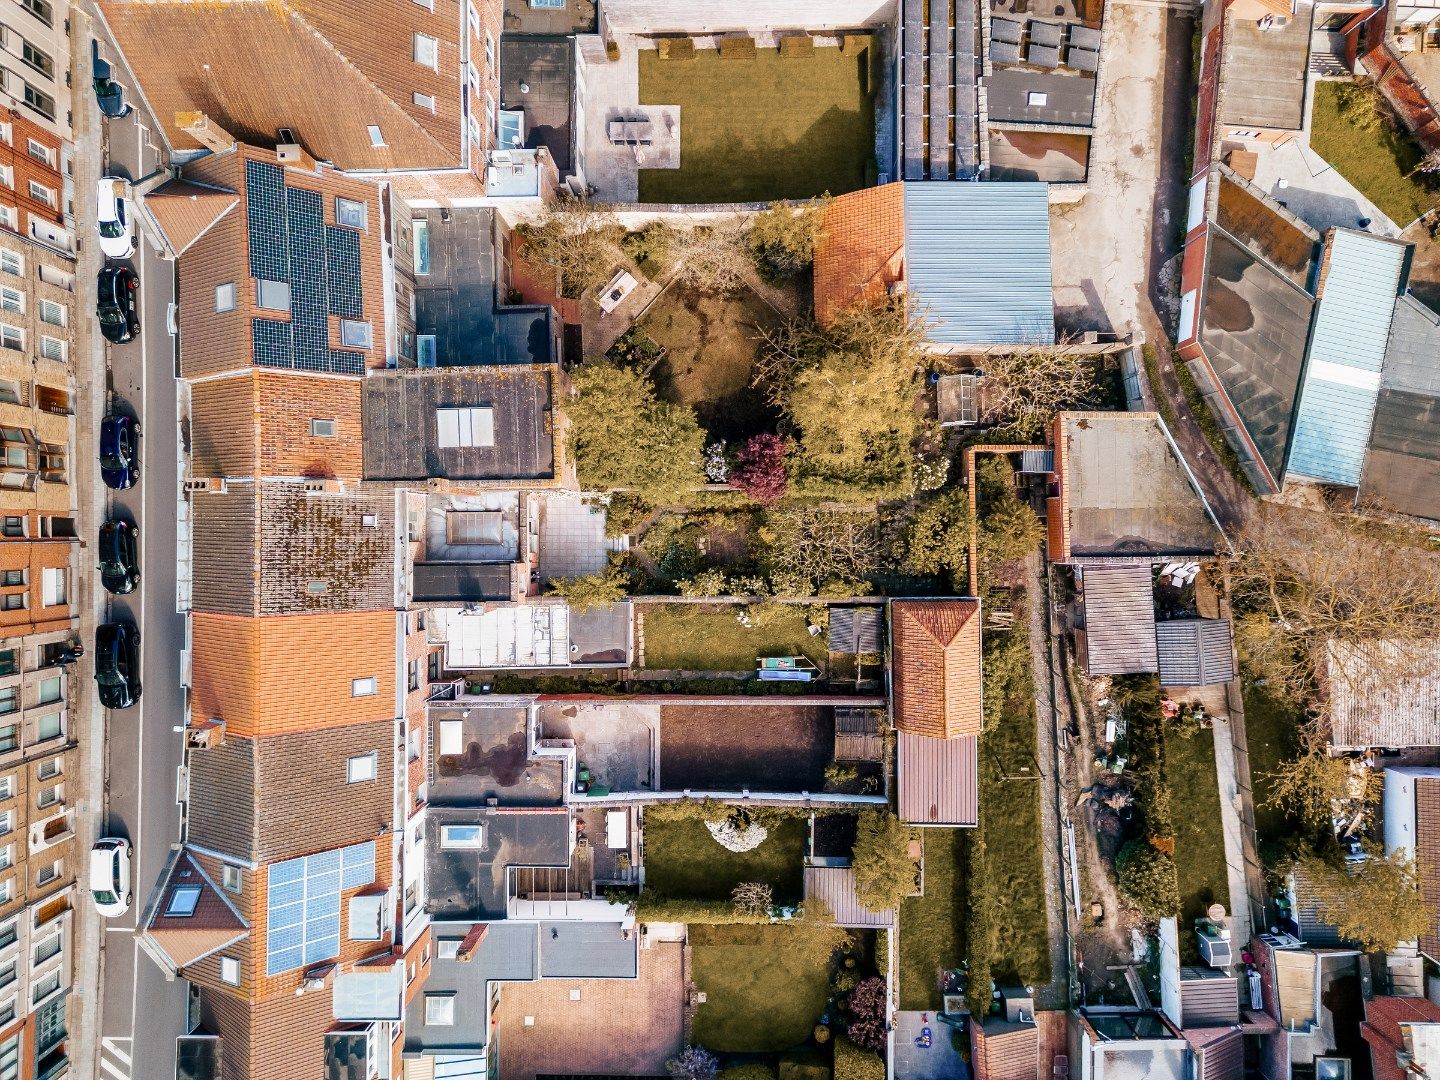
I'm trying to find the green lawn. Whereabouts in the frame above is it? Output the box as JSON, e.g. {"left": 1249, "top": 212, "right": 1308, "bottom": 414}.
{"left": 1243, "top": 679, "right": 1304, "bottom": 850}
{"left": 979, "top": 621, "right": 1052, "bottom": 988}
{"left": 1164, "top": 726, "right": 1232, "bottom": 940}
{"left": 640, "top": 603, "right": 828, "bottom": 671}
{"left": 638, "top": 45, "right": 876, "bottom": 203}
{"left": 641, "top": 814, "right": 807, "bottom": 903}
{"left": 898, "top": 828, "right": 966, "bottom": 1010}
{"left": 1310, "top": 80, "right": 1440, "bottom": 227}
{"left": 690, "top": 924, "right": 831, "bottom": 1051}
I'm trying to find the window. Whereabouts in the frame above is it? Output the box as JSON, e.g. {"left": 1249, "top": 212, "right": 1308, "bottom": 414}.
{"left": 413, "top": 220, "right": 430, "bottom": 275}
{"left": 0, "top": 779, "right": 10, "bottom": 802}
{"left": 435, "top": 407, "right": 494, "bottom": 448}
{"left": 417, "top": 334, "right": 437, "bottom": 367}
{"left": 0, "top": 254, "right": 17, "bottom": 277}
{"left": 37, "top": 443, "right": 62, "bottom": 484}
{"left": 413, "top": 33, "right": 438, "bottom": 68}
{"left": 0, "top": 694, "right": 14, "bottom": 723}
{"left": 35, "top": 714, "right": 60, "bottom": 744}
{"left": 340, "top": 320, "right": 372, "bottom": 349}
{"left": 408, "top": 726, "right": 421, "bottom": 761}
{"left": 165, "top": 885, "right": 201, "bottom": 917}
{"left": 0, "top": 846, "right": 10, "bottom": 872}
{"left": 0, "top": 597, "right": 21, "bottom": 612}
{"left": 0, "top": 289, "right": 19, "bottom": 315}
{"left": 0, "top": 521, "right": 16, "bottom": 540}
{"left": 0, "top": 811, "right": 12, "bottom": 836}
{"left": 0, "top": 963, "right": 13, "bottom": 990}
{"left": 20, "top": 43, "right": 52, "bottom": 80}
{"left": 1027, "top": 91, "right": 1049, "bottom": 107}
{"left": 24, "top": 137, "right": 50, "bottom": 166}
{"left": 485, "top": 29, "right": 495, "bottom": 71}
{"left": 0, "top": 326, "right": 20, "bottom": 351}
{"left": 35, "top": 755, "right": 58, "bottom": 778}
{"left": 440, "top": 824, "right": 483, "bottom": 850}
{"left": 328, "top": 198, "right": 366, "bottom": 233}
{"left": 0, "top": 207, "right": 13, "bottom": 233}
{"left": 30, "top": 969, "right": 58, "bottom": 1004}
{"left": 309, "top": 418, "right": 335, "bottom": 437}
{"left": 0, "top": 880, "right": 11, "bottom": 906}
{"left": 0, "top": 167, "right": 11, "bottom": 191}
{"left": 221, "top": 865, "right": 241, "bottom": 893}
{"left": 214, "top": 282, "right": 235, "bottom": 312}
{"left": 38, "top": 299, "right": 62, "bottom": 326}
{"left": 32, "top": 933, "right": 59, "bottom": 966}
{"left": 39, "top": 336, "right": 63, "bottom": 362}
{"left": 36, "top": 783, "right": 59, "bottom": 808}
{"left": 220, "top": 956, "right": 240, "bottom": 986}
{"left": 408, "top": 659, "right": 420, "bottom": 693}
{"left": 428, "top": 652, "right": 441, "bottom": 682}
{"left": 23, "top": 84, "right": 54, "bottom": 121}
{"left": 351, "top": 676, "right": 378, "bottom": 698}
{"left": 20, "top": 0, "right": 52, "bottom": 25}
{"left": 362, "top": 514, "right": 377, "bottom": 528}
{"left": 256, "top": 278, "right": 290, "bottom": 311}
{"left": 346, "top": 752, "right": 378, "bottom": 783}
{"left": 34, "top": 861, "right": 58, "bottom": 887}
{"left": 413, "top": 91, "right": 436, "bottom": 112}
{"left": 368, "top": 125, "right": 385, "bottom": 148}
{"left": 27, "top": 181, "right": 53, "bottom": 208}
{"left": 530, "top": 0, "right": 567, "bottom": 8}
{"left": 36, "top": 675, "right": 60, "bottom": 704}
{"left": 0, "top": 917, "right": 14, "bottom": 950}
{"left": 413, "top": 0, "right": 434, "bottom": 8}
{"left": 437, "top": 938, "right": 461, "bottom": 960}
{"left": 0, "top": 573, "right": 19, "bottom": 588}
{"left": 470, "top": 1, "right": 482, "bottom": 37}
{"left": 424, "top": 994, "right": 456, "bottom": 1025}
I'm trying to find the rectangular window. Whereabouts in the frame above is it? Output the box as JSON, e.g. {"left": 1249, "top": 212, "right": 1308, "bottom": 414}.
{"left": 31, "top": 933, "right": 59, "bottom": 966}
{"left": 35, "top": 714, "right": 60, "bottom": 743}
{"left": 221, "top": 865, "right": 241, "bottom": 893}
{"left": 34, "top": 861, "right": 58, "bottom": 887}
{"left": 0, "top": 918, "right": 14, "bottom": 950}
{"left": 0, "top": 730, "right": 14, "bottom": 757}
{"left": 0, "top": 693, "right": 14, "bottom": 722}
{"left": 37, "top": 443, "right": 62, "bottom": 484}
{"left": 30, "top": 969, "right": 58, "bottom": 1004}
{"left": 435, "top": 407, "right": 494, "bottom": 449}
{"left": 27, "top": 181, "right": 53, "bottom": 208}
{"left": 413, "top": 0, "right": 434, "bottom": 8}
{"left": 0, "top": 810, "right": 12, "bottom": 836}
{"left": 413, "top": 91, "right": 436, "bottom": 112}
{"left": 38, "top": 299, "right": 63, "bottom": 326}
{"left": 220, "top": 956, "right": 240, "bottom": 985}
{"left": 413, "top": 33, "right": 438, "bottom": 67}
{"left": 310, "top": 418, "right": 335, "bottom": 438}
{"left": 346, "top": 752, "right": 378, "bottom": 783}
{"left": 424, "top": 994, "right": 456, "bottom": 1025}
{"left": 0, "top": 208, "right": 14, "bottom": 233}
{"left": 368, "top": 125, "right": 385, "bottom": 148}
{"left": 0, "top": 253, "right": 18, "bottom": 277}
{"left": 0, "top": 168, "right": 11, "bottom": 190}
{"left": 0, "top": 778, "right": 11, "bottom": 802}
{"left": 24, "top": 137, "right": 51, "bottom": 166}
{"left": 0, "top": 655, "right": 10, "bottom": 680}
{"left": 0, "top": 846, "right": 10, "bottom": 871}
{"left": 413, "top": 220, "right": 430, "bottom": 275}
{"left": 470, "top": 2, "right": 482, "bottom": 37}
{"left": 20, "top": 0, "right": 52, "bottom": 24}
{"left": 256, "top": 279, "right": 290, "bottom": 311}
{"left": 417, "top": 334, "right": 437, "bottom": 367}
{"left": 0, "top": 597, "right": 20, "bottom": 612}
{"left": 485, "top": 30, "right": 495, "bottom": 71}
{"left": 0, "top": 573, "right": 19, "bottom": 588}
{"left": 0, "top": 520, "right": 17, "bottom": 539}
{"left": 165, "top": 885, "right": 201, "bottom": 916}
{"left": 440, "top": 823, "right": 483, "bottom": 850}
{"left": 23, "top": 84, "right": 55, "bottom": 121}
{"left": 437, "top": 938, "right": 461, "bottom": 960}
{"left": 40, "top": 570, "right": 63, "bottom": 608}
{"left": 340, "top": 320, "right": 372, "bottom": 349}
{"left": 0, "top": 963, "right": 13, "bottom": 990}
{"left": 39, "top": 335, "right": 63, "bottom": 362}
{"left": 0, "top": 289, "right": 20, "bottom": 314}
{"left": 36, "top": 755, "right": 58, "bottom": 778}
{"left": 351, "top": 676, "right": 378, "bottom": 697}
{"left": 36, "top": 675, "right": 60, "bottom": 704}
{"left": 408, "top": 660, "right": 421, "bottom": 692}
{"left": 0, "top": 880, "right": 11, "bottom": 906}
{"left": 215, "top": 283, "right": 235, "bottom": 312}
{"left": 0, "top": 326, "right": 21, "bottom": 351}
{"left": 36, "top": 784, "right": 59, "bottom": 808}
{"left": 335, "top": 197, "right": 367, "bottom": 229}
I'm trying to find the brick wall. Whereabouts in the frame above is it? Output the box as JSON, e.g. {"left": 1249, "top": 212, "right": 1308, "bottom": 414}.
{"left": 0, "top": 108, "right": 64, "bottom": 236}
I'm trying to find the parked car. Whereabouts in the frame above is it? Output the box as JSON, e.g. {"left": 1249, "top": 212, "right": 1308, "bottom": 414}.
{"left": 96, "top": 265, "right": 139, "bottom": 345}
{"left": 89, "top": 837, "right": 133, "bottom": 918}
{"left": 96, "top": 176, "right": 135, "bottom": 259}
{"left": 91, "top": 42, "right": 132, "bottom": 119}
{"left": 94, "top": 622, "right": 140, "bottom": 709}
{"left": 99, "top": 412, "right": 138, "bottom": 489}
{"left": 98, "top": 519, "right": 139, "bottom": 595}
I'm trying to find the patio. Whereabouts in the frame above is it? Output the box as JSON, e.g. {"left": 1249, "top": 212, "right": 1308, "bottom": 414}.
{"left": 535, "top": 698, "right": 659, "bottom": 792}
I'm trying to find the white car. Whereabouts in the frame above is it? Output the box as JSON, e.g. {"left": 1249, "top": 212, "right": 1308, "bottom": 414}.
{"left": 89, "top": 837, "right": 132, "bottom": 918}
{"left": 96, "top": 176, "right": 135, "bottom": 259}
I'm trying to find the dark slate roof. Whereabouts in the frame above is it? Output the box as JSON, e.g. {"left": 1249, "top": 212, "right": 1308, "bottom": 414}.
{"left": 500, "top": 37, "right": 574, "bottom": 173}
{"left": 1080, "top": 564, "right": 1158, "bottom": 675}
{"left": 1180, "top": 969, "right": 1241, "bottom": 1028}
{"left": 412, "top": 562, "right": 516, "bottom": 603}
{"left": 1198, "top": 229, "right": 1316, "bottom": 481}
{"left": 361, "top": 366, "right": 556, "bottom": 481}
{"left": 424, "top": 807, "right": 571, "bottom": 920}
{"left": 403, "top": 920, "right": 538, "bottom": 1055}
{"left": 984, "top": 69, "right": 1096, "bottom": 126}
{"left": 1361, "top": 294, "right": 1440, "bottom": 522}
{"left": 427, "top": 703, "right": 565, "bottom": 807}
{"left": 1156, "top": 619, "right": 1236, "bottom": 687}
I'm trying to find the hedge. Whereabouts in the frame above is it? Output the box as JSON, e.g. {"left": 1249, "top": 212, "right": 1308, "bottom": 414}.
{"left": 834, "top": 1037, "right": 885, "bottom": 1080}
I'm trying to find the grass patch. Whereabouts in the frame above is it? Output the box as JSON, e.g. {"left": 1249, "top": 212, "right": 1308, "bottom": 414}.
{"left": 1243, "top": 679, "right": 1304, "bottom": 852}
{"left": 690, "top": 923, "right": 831, "bottom": 1051}
{"left": 978, "top": 615, "right": 1052, "bottom": 988}
{"left": 898, "top": 828, "right": 967, "bottom": 1010}
{"left": 640, "top": 603, "right": 828, "bottom": 670}
{"left": 1173, "top": 352, "right": 1252, "bottom": 494}
{"left": 1164, "top": 726, "right": 1231, "bottom": 939}
{"left": 638, "top": 45, "right": 876, "bottom": 203}
{"left": 1310, "top": 79, "right": 1440, "bottom": 227}
{"left": 643, "top": 283, "right": 784, "bottom": 442}
{"left": 641, "top": 814, "right": 806, "bottom": 903}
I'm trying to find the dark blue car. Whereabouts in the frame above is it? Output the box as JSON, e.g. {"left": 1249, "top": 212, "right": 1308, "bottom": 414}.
{"left": 99, "top": 413, "right": 138, "bottom": 490}
{"left": 94, "top": 622, "right": 140, "bottom": 710}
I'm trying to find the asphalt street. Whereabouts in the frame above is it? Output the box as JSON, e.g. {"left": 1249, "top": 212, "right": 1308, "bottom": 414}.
{"left": 85, "top": 24, "right": 191, "bottom": 1080}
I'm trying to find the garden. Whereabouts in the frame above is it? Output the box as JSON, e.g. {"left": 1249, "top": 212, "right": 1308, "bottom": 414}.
{"left": 640, "top": 603, "right": 828, "bottom": 671}
{"left": 898, "top": 828, "right": 967, "bottom": 1011}
{"left": 637, "top": 40, "right": 878, "bottom": 203}
{"left": 640, "top": 807, "right": 808, "bottom": 905}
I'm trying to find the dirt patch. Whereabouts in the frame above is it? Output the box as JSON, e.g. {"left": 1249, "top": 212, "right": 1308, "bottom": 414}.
{"left": 660, "top": 702, "right": 834, "bottom": 791}
{"left": 1402, "top": 220, "right": 1440, "bottom": 313}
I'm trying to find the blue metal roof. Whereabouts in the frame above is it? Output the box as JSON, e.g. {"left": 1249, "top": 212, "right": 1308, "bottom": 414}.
{"left": 902, "top": 182, "right": 1055, "bottom": 346}
{"left": 1287, "top": 229, "right": 1408, "bottom": 486}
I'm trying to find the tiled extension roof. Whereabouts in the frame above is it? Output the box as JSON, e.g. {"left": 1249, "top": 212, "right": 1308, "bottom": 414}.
{"left": 891, "top": 599, "right": 982, "bottom": 739}
{"left": 99, "top": 0, "right": 461, "bottom": 171}
{"left": 144, "top": 850, "right": 248, "bottom": 971}
{"left": 1362, "top": 995, "right": 1440, "bottom": 1080}
{"left": 144, "top": 179, "right": 239, "bottom": 257}
{"left": 813, "top": 183, "right": 905, "bottom": 325}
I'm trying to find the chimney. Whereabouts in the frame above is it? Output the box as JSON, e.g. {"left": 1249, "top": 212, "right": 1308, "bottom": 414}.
{"left": 175, "top": 112, "right": 237, "bottom": 153}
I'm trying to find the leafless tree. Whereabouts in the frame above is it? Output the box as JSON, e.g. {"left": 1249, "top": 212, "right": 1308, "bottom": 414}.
{"left": 1264, "top": 721, "right": 1380, "bottom": 829}
{"left": 516, "top": 197, "right": 625, "bottom": 299}
{"left": 669, "top": 218, "right": 753, "bottom": 296}
{"left": 731, "top": 880, "right": 773, "bottom": 918}
{"left": 971, "top": 341, "right": 1100, "bottom": 440}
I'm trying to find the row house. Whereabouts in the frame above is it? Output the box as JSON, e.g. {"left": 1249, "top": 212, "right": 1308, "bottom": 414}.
{"left": 0, "top": 0, "right": 69, "bottom": 147}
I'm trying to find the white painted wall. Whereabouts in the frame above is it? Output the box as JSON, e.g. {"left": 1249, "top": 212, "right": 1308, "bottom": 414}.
{"left": 599, "top": 0, "right": 897, "bottom": 33}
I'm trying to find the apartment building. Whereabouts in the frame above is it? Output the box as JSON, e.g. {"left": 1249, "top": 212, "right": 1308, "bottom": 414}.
{"left": 0, "top": 111, "right": 66, "bottom": 255}
{"left": 0, "top": 0, "right": 69, "bottom": 145}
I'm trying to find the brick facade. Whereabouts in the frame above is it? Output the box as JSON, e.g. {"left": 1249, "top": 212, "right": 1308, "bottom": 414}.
{"left": 0, "top": 109, "right": 64, "bottom": 243}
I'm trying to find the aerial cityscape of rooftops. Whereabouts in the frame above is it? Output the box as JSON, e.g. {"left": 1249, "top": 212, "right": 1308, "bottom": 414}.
{"left": 3, "top": 0, "right": 1440, "bottom": 1076}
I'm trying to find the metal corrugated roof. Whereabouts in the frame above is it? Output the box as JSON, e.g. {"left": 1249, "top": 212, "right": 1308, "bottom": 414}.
{"left": 902, "top": 182, "right": 1055, "bottom": 346}
{"left": 1287, "top": 230, "right": 1408, "bottom": 486}
{"left": 898, "top": 732, "right": 978, "bottom": 826}
{"left": 803, "top": 866, "right": 895, "bottom": 927}
{"left": 1326, "top": 638, "right": 1440, "bottom": 749}
{"left": 1079, "top": 564, "right": 1158, "bottom": 675}
{"left": 1156, "top": 619, "right": 1235, "bottom": 687}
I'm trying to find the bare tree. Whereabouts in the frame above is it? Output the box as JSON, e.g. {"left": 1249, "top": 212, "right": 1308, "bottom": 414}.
{"left": 971, "top": 342, "right": 1100, "bottom": 440}
{"left": 515, "top": 198, "right": 624, "bottom": 299}
{"left": 760, "top": 507, "right": 883, "bottom": 596}
{"left": 731, "top": 880, "right": 773, "bottom": 918}
{"left": 669, "top": 218, "right": 753, "bottom": 296}
{"left": 1264, "top": 721, "right": 1380, "bottom": 830}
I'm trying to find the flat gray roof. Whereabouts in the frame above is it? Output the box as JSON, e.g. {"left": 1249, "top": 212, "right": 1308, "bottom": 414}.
{"left": 428, "top": 703, "right": 564, "bottom": 807}
{"left": 1218, "top": 1, "right": 1312, "bottom": 132}
{"left": 539, "top": 921, "right": 638, "bottom": 978}
{"left": 412, "top": 562, "right": 515, "bottom": 603}
{"left": 1361, "top": 293, "right": 1440, "bottom": 522}
{"left": 403, "top": 921, "right": 538, "bottom": 1055}
{"left": 500, "top": 37, "right": 574, "bottom": 174}
{"left": 984, "top": 69, "right": 1095, "bottom": 126}
{"left": 425, "top": 807, "right": 571, "bottom": 920}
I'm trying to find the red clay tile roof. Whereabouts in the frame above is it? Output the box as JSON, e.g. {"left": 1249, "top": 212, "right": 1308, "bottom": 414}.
{"left": 813, "top": 183, "right": 905, "bottom": 325}
{"left": 145, "top": 851, "right": 248, "bottom": 971}
{"left": 891, "top": 599, "right": 982, "bottom": 738}
{"left": 1363, "top": 995, "right": 1440, "bottom": 1080}
{"left": 145, "top": 179, "right": 239, "bottom": 257}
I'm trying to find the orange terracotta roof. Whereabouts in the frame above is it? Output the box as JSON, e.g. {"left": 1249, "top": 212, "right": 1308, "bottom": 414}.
{"left": 145, "top": 179, "right": 239, "bottom": 257}
{"left": 145, "top": 851, "right": 249, "bottom": 971}
{"left": 891, "top": 599, "right": 982, "bottom": 738}
{"left": 1362, "top": 995, "right": 1440, "bottom": 1080}
{"left": 813, "top": 183, "right": 905, "bottom": 325}
{"left": 99, "top": 0, "right": 458, "bottom": 171}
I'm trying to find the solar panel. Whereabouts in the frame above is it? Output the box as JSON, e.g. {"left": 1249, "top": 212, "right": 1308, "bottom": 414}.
{"left": 252, "top": 319, "right": 293, "bottom": 368}
{"left": 245, "top": 160, "right": 289, "bottom": 282}
{"left": 266, "top": 840, "right": 376, "bottom": 976}
{"left": 326, "top": 226, "right": 363, "bottom": 319}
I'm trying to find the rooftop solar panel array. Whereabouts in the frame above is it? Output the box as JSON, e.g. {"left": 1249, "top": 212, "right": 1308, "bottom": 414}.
{"left": 900, "top": 0, "right": 980, "bottom": 180}
{"left": 245, "top": 160, "right": 367, "bottom": 375}
{"left": 266, "top": 840, "right": 376, "bottom": 976}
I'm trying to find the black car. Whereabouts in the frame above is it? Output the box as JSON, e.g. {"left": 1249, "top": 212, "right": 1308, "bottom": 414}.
{"left": 92, "top": 43, "right": 132, "bottom": 120}
{"left": 98, "top": 519, "right": 139, "bottom": 595}
{"left": 96, "top": 266, "right": 139, "bottom": 345}
{"left": 99, "top": 412, "right": 138, "bottom": 490}
{"left": 94, "top": 622, "right": 140, "bottom": 710}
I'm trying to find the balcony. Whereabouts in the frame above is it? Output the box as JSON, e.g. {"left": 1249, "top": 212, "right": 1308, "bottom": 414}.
{"left": 27, "top": 808, "right": 71, "bottom": 854}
